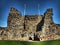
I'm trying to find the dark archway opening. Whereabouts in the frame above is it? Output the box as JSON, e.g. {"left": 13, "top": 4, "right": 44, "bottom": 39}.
{"left": 34, "top": 34, "right": 40, "bottom": 41}
{"left": 29, "top": 37, "right": 32, "bottom": 40}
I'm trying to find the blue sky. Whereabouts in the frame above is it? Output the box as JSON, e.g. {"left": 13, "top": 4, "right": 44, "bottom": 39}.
{"left": 0, "top": 0, "right": 60, "bottom": 27}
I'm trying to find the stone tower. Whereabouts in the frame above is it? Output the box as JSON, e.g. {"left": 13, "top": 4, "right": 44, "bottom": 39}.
{"left": 42, "top": 8, "right": 53, "bottom": 36}
{"left": 7, "top": 7, "right": 24, "bottom": 40}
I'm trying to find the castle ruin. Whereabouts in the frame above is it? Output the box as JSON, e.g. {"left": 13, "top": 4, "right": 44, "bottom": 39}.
{"left": 0, "top": 7, "right": 60, "bottom": 41}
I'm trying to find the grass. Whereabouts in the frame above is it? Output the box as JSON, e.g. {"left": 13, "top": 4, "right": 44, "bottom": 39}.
{"left": 0, "top": 40, "right": 60, "bottom": 45}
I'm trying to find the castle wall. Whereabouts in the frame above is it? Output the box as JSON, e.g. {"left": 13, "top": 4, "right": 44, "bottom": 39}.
{"left": 0, "top": 27, "right": 8, "bottom": 40}
{"left": 24, "top": 15, "right": 43, "bottom": 40}
{"left": 0, "top": 7, "right": 60, "bottom": 41}
{"left": 25, "top": 15, "right": 43, "bottom": 32}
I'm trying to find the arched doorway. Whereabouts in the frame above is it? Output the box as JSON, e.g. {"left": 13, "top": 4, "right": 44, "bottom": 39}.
{"left": 34, "top": 34, "right": 40, "bottom": 41}
{"left": 29, "top": 37, "right": 32, "bottom": 40}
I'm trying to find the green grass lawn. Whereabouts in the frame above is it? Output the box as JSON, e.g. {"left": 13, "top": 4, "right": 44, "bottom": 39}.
{"left": 0, "top": 40, "right": 60, "bottom": 45}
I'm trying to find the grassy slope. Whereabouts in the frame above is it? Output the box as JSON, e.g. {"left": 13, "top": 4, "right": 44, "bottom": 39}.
{"left": 0, "top": 40, "right": 60, "bottom": 45}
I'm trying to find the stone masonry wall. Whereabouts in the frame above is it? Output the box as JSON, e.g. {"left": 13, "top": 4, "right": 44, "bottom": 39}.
{"left": 0, "top": 7, "right": 60, "bottom": 41}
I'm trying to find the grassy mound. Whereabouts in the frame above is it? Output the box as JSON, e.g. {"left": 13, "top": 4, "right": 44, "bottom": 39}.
{"left": 0, "top": 40, "right": 60, "bottom": 45}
